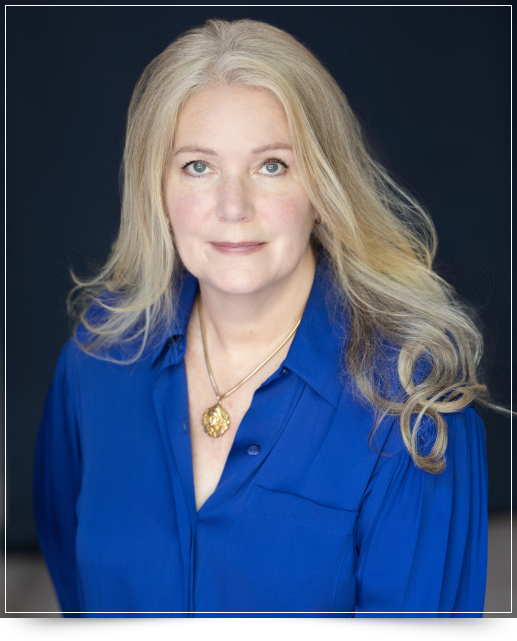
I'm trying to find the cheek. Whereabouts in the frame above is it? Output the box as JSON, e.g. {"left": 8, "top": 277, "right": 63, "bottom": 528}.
{"left": 261, "top": 191, "right": 314, "bottom": 235}
{"left": 167, "top": 191, "right": 209, "bottom": 234}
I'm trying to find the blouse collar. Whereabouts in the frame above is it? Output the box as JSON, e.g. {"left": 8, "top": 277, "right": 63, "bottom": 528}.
{"left": 151, "top": 257, "right": 348, "bottom": 410}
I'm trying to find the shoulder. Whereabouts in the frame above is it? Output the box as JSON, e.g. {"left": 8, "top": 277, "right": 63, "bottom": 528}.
{"left": 72, "top": 289, "right": 159, "bottom": 364}
{"left": 368, "top": 404, "right": 487, "bottom": 484}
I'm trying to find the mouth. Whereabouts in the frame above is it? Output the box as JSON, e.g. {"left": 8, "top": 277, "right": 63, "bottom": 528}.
{"left": 209, "top": 241, "right": 266, "bottom": 256}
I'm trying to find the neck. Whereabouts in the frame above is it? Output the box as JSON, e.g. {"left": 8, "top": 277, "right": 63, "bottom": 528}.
{"left": 196, "top": 246, "right": 316, "bottom": 357}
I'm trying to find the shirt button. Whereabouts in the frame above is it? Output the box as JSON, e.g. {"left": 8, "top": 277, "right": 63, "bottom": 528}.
{"left": 282, "top": 367, "right": 289, "bottom": 375}
{"left": 247, "top": 445, "right": 260, "bottom": 456}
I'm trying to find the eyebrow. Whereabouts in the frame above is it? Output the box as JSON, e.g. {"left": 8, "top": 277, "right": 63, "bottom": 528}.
{"left": 173, "top": 142, "right": 293, "bottom": 156}
{"left": 252, "top": 142, "right": 293, "bottom": 154}
{"left": 173, "top": 145, "right": 217, "bottom": 157}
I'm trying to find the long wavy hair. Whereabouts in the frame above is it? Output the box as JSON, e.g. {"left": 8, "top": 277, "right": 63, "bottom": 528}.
{"left": 69, "top": 18, "right": 502, "bottom": 473}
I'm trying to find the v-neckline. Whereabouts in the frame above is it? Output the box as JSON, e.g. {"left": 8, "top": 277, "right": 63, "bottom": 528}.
{"left": 193, "top": 361, "right": 290, "bottom": 517}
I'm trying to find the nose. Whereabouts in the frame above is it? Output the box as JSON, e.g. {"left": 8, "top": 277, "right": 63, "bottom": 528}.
{"left": 215, "top": 174, "right": 254, "bottom": 223}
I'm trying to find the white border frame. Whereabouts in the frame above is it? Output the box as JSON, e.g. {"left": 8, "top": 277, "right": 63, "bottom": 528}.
{"left": 4, "top": 2, "right": 513, "bottom": 619}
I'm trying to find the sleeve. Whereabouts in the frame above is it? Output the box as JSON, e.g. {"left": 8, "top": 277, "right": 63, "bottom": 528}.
{"left": 33, "top": 340, "right": 83, "bottom": 616}
{"left": 354, "top": 407, "right": 488, "bottom": 618}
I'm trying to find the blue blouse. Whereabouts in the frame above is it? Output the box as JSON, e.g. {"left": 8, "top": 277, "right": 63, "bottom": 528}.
{"left": 34, "top": 259, "right": 488, "bottom": 617}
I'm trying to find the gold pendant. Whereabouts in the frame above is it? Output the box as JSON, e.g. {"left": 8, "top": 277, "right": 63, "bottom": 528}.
{"left": 202, "top": 402, "right": 231, "bottom": 438}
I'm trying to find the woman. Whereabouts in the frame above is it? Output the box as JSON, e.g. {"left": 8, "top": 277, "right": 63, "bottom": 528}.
{"left": 34, "top": 18, "right": 495, "bottom": 617}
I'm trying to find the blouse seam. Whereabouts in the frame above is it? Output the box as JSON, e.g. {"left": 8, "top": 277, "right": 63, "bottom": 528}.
{"left": 331, "top": 536, "right": 352, "bottom": 612}
{"left": 248, "top": 509, "right": 353, "bottom": 537}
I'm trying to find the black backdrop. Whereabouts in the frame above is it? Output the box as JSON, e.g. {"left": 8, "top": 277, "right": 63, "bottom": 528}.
{"left": 6, "top": 6, "right": 512, "bottom": 549}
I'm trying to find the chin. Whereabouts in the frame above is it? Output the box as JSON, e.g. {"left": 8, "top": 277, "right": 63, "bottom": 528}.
{"left": 202, "top": 265, "right": 274, "bottom": 296}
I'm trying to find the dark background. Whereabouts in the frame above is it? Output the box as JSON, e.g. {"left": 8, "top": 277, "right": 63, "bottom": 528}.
{"left": 6, "top": 6, "right": 512, "bottom": 549}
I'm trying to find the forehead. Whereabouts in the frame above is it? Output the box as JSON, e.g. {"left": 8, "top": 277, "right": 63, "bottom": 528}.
{"left": 173, "top": 85, "right": 290, "bottom": 150}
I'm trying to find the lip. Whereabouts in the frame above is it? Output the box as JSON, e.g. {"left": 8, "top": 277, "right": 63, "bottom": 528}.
{"left": 209, "top": 241, "right": 266, "bottom": 256}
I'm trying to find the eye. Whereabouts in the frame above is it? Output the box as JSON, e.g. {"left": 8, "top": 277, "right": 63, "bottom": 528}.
{"left": 257, "top": 158, "right": 290, "bottom": 177}
{"left": 182, "top": 160, "right": 213, "bottom": 177}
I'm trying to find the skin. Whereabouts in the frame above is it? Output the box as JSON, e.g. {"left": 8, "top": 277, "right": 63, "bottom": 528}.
{"left": 165, "top": 85, "right": 319, "bottom": 511}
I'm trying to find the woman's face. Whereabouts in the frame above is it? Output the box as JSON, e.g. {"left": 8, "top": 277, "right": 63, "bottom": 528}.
{"left": 165, "top": 85, "right": 318, "bottom": 296}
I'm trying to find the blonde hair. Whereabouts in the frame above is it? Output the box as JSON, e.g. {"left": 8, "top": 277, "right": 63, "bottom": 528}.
{"left": 69, "top": 18, "right": 503, "bottom": 473}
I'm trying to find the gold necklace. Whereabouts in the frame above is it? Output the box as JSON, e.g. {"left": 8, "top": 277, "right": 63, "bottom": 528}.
{"left": 198, "top": 294, "right": 302, "bottom": 437}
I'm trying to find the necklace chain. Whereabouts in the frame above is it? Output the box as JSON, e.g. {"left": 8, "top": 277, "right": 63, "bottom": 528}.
{"left": 198, "top": 294, "right": 302, "bottom": 400}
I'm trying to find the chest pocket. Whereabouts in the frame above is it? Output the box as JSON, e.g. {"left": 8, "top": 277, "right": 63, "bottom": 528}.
{"left": 225, "top": 485, "right": 358, "bottom": 614}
